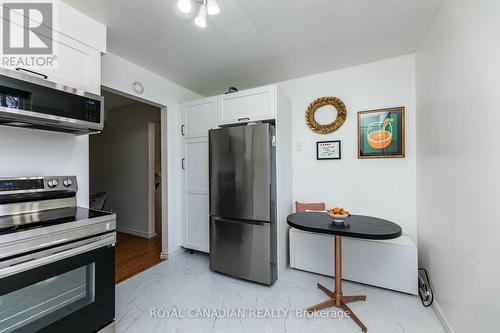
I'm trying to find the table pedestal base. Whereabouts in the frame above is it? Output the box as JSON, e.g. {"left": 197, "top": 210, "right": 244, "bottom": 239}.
{"left": 307, "top": 283, "right": 367, "bottom": 332}
{"left": 306, "top": 236, "right": 368, "bottom": 332}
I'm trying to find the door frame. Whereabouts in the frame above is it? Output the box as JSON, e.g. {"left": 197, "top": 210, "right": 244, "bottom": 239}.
{"left": 100, "top": 86, "right": 167, "bottom": 258}
{"left": 148, "top": 121, "right": 162, "bottom": 238}
{"left": 147, "top": 122, "right": 156, "bottom": 238}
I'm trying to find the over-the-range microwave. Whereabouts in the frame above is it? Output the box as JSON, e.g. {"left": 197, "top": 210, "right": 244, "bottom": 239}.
{"left": 0, "top": 67, "right": 104, "bottom": 135}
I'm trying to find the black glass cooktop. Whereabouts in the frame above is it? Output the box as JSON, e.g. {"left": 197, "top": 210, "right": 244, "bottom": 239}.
{"left": 0, "top": 207, "right": 113, "bottom": 235}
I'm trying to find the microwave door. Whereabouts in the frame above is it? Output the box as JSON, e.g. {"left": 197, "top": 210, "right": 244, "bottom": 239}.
{"left": 0, "top": 68, "right": 103, "bottom": 135}
{"left": 209, "top": 124, "right": 272, "bottom": 222}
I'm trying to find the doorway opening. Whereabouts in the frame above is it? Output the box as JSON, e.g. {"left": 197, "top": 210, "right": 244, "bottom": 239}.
{"left": 89, "top": 88, "right": 164, "bottom": 283}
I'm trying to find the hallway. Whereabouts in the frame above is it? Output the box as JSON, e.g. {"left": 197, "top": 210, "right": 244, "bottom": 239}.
{"left": 115, "top": 232, "right": 163, "bottom": 284}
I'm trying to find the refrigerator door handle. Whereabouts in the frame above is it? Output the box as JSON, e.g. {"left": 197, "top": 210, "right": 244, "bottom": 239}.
{"left": 213, "top": 217, "right": 267, "bottom": 226}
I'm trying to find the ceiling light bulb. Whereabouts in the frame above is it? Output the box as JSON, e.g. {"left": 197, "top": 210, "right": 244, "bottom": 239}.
{"left": 207, "top": 0, "right": 220, "bottom": 15}
{"left": 177, "top": 0, "right": 192, "bottom": 14}
{"left": 194, "top": 5, "right": 207, "bottom": 28}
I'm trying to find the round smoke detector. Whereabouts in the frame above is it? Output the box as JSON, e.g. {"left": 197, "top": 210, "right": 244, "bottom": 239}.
{"left": 132, "top": 81, "right": 144, "bottom": 95}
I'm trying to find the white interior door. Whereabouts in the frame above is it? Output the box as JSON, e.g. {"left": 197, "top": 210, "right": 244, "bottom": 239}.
{"left": 182, "top": 97, "right": 217, "bottom": 252}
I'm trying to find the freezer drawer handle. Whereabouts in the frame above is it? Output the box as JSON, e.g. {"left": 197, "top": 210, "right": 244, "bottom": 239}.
{"left": 214, "top": 217, "right": 267, "bottom": 226}
{"left": 237, "top": 117, "right": 250, "bottom": 122}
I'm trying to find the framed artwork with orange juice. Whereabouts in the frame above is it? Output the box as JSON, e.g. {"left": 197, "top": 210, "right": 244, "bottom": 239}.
{"left": 358, "top": 107, "right": 405, "bottom": 158}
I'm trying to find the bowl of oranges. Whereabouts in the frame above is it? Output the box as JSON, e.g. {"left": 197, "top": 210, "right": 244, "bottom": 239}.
{"left": 326, "top": 207, "right": 350, "bottom": 223}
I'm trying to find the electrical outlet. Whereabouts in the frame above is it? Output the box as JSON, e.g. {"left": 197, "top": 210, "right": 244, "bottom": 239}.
{"left": 296, "top": 142, "right": 302, "bottom": 151}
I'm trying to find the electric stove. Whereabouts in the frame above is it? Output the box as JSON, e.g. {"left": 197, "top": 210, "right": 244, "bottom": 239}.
{"left": 0, "top": 176, "right": 116, "bottom": 333}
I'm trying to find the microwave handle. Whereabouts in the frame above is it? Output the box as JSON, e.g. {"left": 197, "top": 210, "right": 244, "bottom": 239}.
{"left": 0, "top": 233, "right": 115, "bottom": 279}
{"left": 15, "top": 67, "right": 48, "bottom": 80}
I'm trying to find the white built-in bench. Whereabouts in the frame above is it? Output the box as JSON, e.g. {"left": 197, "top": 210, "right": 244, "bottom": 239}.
{"left": 289, "top": 228, "right": 418, "bottom": 295}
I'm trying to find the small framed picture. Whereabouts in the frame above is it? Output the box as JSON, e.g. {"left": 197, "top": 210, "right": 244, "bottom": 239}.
{"left": 317, "top": 140, "right": 341, "bottom": 160}
{"left": 358, "top": 107, "right": 405, "bottom": 159}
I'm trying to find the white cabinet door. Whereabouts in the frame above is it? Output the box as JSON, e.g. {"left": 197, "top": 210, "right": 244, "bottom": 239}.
{"left": 182, "top": 97, "right": 217, "bottom": 138}
{"left": 8, "top": 33, "right": 101, "bottom": 95}
{"left": 218, "top": 85, "right": 277, "bottom": 125}
{"left": 1, "top": 8, "right": 101, "bottom": 94}
{"left": 44, "top": 33, "right": 101, "bottom": 94}
{"left": 182, "top": 97, "right": 217, "bottom": 252}
{"left": 183, "top": 137, "right": 210, "bottom": 252}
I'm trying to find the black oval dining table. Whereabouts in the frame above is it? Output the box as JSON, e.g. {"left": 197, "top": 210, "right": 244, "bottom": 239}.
{"left": 287, "top": 212, "right": 402, "bottom": 332}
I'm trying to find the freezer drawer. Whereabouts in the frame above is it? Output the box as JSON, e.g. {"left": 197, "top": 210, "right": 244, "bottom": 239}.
{"left": 210, "top": 217, "right": 276, "bottom": 285}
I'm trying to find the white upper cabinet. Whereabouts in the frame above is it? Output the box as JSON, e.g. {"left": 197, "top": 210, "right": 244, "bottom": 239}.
{"left": 0, "top": 2, "right": 105, "bottom": 94}
{"left": 46, "top": 33, "right": 101, "bottom": 94}
{"left": 13, "top": 33, "right": 101, "bottom": 94}
{"left": 217, "top": 84, "right": 277, "bottom": 125}
{"left": 182, "top": 97, "right": 218, "bottom": 138}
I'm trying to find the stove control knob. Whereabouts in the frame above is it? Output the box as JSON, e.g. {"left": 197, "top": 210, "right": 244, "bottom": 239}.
{"left": 52, "top": 179, "right": 59, "bottom": 187}
{"left": 47, "top": 180, "right": 55, "bottom": 188}
{"left": 63, "top": 179, "right": 73, "bottom": 187}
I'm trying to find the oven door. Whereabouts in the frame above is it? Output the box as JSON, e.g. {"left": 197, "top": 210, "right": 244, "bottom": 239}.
{"left": 0, "top": 233, "right": 115, "bottom": 333}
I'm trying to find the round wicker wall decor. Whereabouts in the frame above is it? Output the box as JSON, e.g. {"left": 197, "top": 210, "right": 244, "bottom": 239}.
{"left": 305, "top": 97, "right": 347, "bottom": 134}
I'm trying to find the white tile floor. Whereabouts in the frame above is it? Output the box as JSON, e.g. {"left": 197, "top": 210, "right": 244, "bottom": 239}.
{"left": 116, "top": 251, "right": 444, "bottom": 333}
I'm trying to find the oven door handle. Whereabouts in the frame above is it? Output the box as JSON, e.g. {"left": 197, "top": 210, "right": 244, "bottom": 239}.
{"left": 0, "top": 233, "right": 115, "bottom": 279}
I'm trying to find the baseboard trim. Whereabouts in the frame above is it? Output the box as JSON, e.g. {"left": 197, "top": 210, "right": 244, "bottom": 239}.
{"left": 160, "top": 252, "right": 168, "bottom": 260}
{"left": 182, "top": 244, "right": 209, "bottom": 253}
{"left": 433, "top": 300, "right": 455, "bottom": 333}
{"left": 117, "top": 226, "right": 157, "bottom": 239}
{"left": 166, "top": 247, "right": 184, "bottom": 258}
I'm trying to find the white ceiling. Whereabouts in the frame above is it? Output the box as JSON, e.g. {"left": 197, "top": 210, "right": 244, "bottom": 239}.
{"left": 64, "top": 0, "right": 441, "bottom": 96}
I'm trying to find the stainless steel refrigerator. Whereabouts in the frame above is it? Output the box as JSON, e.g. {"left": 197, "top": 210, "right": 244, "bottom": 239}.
{"left": 209, "top": 123, "right": 277, "bottom": 285}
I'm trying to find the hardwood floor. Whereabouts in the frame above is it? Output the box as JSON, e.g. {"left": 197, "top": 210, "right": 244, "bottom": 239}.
{"left": 115, "top": 232, "right": 163, "bottom": 284}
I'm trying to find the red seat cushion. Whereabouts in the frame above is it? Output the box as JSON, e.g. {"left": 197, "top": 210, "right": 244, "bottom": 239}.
{"left": 295, "top": 201, "right": 326, "bottom": 213}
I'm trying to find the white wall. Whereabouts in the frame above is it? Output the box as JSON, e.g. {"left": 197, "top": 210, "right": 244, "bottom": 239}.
{"left": 276, "top": 88, "right": 293, "bottom": 273}
{"left": 90, "top": 103, "right": 160, "bottom": 238}
{"left": 101, "top": 52, "right": 200, "bottom": 107}
{"left": 416, "top": 1, "right": 500, "bottom": 332}
{"left": 279, "top": 54, "right": 417, "bottom": 242}
{"left": 0, "top": 127, "right": 89, "bottom": 207}
{"left": 101, "top": 52, "right": 202, "bottom": 255}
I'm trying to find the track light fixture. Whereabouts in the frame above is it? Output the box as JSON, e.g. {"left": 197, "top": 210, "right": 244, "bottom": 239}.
{"left": 177, "top": 0, "right": 220, "bottom": 29}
